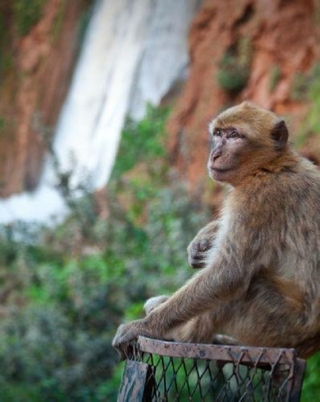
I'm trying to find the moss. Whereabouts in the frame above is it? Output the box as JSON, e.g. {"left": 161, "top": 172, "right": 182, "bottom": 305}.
{"left": 77, "top": 3, "right": 93, "bottom": 46}
{"left": 51, "top": 0, "right": 67, "bottom": 43}
{"left": 13, "top": 0, "right": 46, "bottom": 36}
{"left": 291, "top": 73, "right": 311, "bottom": 101}
{"left": 0, "top": 116, "right": 4, "bottom": 130}
{"left": 217, "top": 37, "right": 252, "bottom": 94}
{"left": 291, "top": 64, "right": 320, "bottom": 101}
{"left": 292, "top": 64, "right": 320, "bottom": 147}
{"left": 269, "top": 64, "right": 281, "bottom": 92}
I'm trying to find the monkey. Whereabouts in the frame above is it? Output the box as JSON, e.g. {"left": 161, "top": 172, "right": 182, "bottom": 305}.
{"left": 113, "top": 101, "right": 320, "bottom": 360}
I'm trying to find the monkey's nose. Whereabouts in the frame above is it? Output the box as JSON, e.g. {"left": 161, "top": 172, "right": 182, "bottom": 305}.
{"left": 213, "top": 151, "right": 221, "bottom": 161}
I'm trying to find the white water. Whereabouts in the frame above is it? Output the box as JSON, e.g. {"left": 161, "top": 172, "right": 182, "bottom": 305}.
{"left": 0, "top": 0, "right": 201, "bottom": 224}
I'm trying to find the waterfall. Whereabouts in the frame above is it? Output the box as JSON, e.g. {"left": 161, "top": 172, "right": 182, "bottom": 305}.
{"left": 0, "top": 0, "right": 201, "bottom": 224}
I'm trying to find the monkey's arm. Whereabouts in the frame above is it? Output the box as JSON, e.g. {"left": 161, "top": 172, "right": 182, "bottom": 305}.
{"left": 188, "top": 221, "right": 219, "bottom": 269}
{"left": 112, "top": 235, "right": 256, "bottom": 359}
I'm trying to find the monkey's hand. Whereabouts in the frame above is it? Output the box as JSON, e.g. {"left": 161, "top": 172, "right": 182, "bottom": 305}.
{"left": 112, "top": 319, "right": 153, "bottom": 360}
{"left": 187, "top": 221, "right": 218, "bottom": 269}
{"left": 188, "top": 238, "right": 211, "bottom": 268}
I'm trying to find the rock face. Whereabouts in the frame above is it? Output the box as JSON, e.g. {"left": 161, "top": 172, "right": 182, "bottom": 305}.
{"left": 167, "top": 0, "right": 319, "bottom": 190}
{"left": 0, "top": 0, "right": 319, "bottom": 203}
{"left": 0, "top": 0, "right": 201, "bottom": 224}
{"left": 0, "top": 0, "right": 90, "bottom": 197}
{"left": 53, "top": 0, "right": 200, "bottom": 192}
{"left": 0, "top": 0, "right": 200, "bottom": 203}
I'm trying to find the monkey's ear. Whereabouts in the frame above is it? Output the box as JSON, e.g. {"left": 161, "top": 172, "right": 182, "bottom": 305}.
{"left": 271, "top": 119, "right": 289, "bottom": 150}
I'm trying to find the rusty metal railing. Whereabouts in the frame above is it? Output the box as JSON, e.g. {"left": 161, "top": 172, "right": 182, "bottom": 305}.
{"left": 118, "top": 336, "right": 306, "bottom": 401}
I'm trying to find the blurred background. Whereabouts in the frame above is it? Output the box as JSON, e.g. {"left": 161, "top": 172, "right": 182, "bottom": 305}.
{"left": 0, "top": 0, "right": 319, "bottom": 400}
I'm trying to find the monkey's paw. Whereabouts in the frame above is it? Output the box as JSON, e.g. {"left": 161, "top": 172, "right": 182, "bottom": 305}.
{"left": 112, "top": 319, "right": 150, "bottom": 361}
{"left": 187, "top": 238, "right": 211, "bottom": 269}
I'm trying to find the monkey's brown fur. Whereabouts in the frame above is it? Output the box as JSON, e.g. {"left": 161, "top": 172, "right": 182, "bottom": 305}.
{"left": 113, "top": 101, "right": 320, "bottom": 359}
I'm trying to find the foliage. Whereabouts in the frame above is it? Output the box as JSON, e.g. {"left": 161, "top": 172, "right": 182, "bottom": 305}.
{"left": 0, "top": 105, "right": 210, "bottom": 400}
{"left": 13, "top": 0, "right": 46, "bottom": 36}
{"left": 52, "top": 0, "right": 67, "bottom": 43}
{"left": 302, "top": 352, "right": 320, "bottom": 401}
{"left": 291, "top": 63, "right": 320, "bottom": 146}
{"left": 217, "top": 37, "right": 252, "bottom": 94}
{"left": 0, "top": 116, "right": 5, "bottom": 131}
{"left": 111, "top": 105, "right": 170, "bottom": 180}
{"left": 291, "top": 64, "right": 320, "bottom": 102}
{"left": 269, "top": 64, "right": 281, "bottom": 92}
{"left": 77, "top": 2, "right": 94, "bottom": 48}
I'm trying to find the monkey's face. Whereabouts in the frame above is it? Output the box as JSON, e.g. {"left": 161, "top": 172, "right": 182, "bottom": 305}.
{"left": 207, "top": 127, "right": 250, "bottom": 184}
{"left": 207, "top": 102, "right": 289, "bottom": 186}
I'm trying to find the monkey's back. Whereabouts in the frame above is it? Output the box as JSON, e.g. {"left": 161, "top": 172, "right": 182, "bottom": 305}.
{"left": 223, "top": 155, "right": 320, "bottom": 355}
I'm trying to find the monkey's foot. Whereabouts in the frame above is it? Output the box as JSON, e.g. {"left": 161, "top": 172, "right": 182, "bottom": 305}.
{"left": 213, "top": 334, "right": 239, "bottom": 345}
{"left": 144, "top": 295, "right": 169, "bottom": 315}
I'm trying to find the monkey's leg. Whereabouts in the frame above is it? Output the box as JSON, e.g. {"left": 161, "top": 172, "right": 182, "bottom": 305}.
{"left": 163, "top": 305, "right": 234, "bottom": 344}
{"left": 144, "top": 297, "right": 238, "bottom": 345}
{"left": 294, "top": 333, "right": 320, "bottom": 359}
{"left": 165, "top": 314, "right": 215, "bottom": 343}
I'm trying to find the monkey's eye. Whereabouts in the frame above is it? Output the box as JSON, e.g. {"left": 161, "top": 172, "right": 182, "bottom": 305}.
{"left": 213, "top": 129, "right": 222, "bottom": 137}
{"left": 227, "top": 130, "right": 240, "bottom": 139}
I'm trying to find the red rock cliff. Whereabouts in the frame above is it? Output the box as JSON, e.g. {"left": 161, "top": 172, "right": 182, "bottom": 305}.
{"left": 168, "top": 0, "right": 320, "bottom": 193}
{"left": 1, "top": 0, "right": 319, "bottom": 200}
{"left": 0, "top": 0, "right": 91, "bottom": 197}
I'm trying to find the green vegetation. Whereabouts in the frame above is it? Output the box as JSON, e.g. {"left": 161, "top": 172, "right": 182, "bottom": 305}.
{"left": 13, "top": 0, "right": 46, "bottom": 36}
{"left": 217, "top": 37, "right": 252, "bottom": 94}
{"left": 291, "top": 63, "right": 320, "bottom": 146}
{"left": 52, "top": 0, "right": 67, "bottom": 43}
{"left": 77, "top": 3, "right": 93, "bottom": 49}
{"left": 269, "top": 64, "right": 281, "bottom": 92}
{"left": 0, "top": 116, "right": 5, "bottom": 131}
{"left": 302, "top": 353, "right": 320, "bottom": 401}
{"left": 0, "top": 106, "right": 209, "bottom": 400}
{"left": 291, "top": 65, "right": 320, "bottom": 102}
{"left": 111, "top": 105, "right": 169, "bottom": 180}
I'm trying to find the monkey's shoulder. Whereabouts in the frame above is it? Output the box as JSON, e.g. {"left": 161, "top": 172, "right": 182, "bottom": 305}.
{"left": 226, "top": 166, "right": 320, "bottom": 228}
{"left": 239, "top": 164, "right": 319, "bottom": 199}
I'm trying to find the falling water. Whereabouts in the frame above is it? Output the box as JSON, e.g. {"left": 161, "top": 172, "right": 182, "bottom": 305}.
{"left": 0, "top": 0, "right": 201, "bottom": 224}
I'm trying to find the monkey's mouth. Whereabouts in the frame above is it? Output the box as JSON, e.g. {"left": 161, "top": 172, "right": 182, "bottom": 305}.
{"left": 209, "top": 167, "right": 233, "bottom": 173}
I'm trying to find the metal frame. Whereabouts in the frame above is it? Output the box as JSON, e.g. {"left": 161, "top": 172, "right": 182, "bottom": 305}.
{"left": 118, "top": 336, "right": 306, "bottom": 401}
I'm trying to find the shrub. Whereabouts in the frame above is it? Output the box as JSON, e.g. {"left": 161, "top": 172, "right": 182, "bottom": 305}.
{"left": 0, "top": 105, "right": 210, "bottom": 399}
{"left": 13, "top": 0, "right": 46, "bottom": 36}
{"left": 269, "top": 64, "right": 281, "bottom": 92}
{"left": 217, "top": 38, "right": 252, "bottom": 94}
{"left": 291, "top": 63, "right": 320, "bottom": 146}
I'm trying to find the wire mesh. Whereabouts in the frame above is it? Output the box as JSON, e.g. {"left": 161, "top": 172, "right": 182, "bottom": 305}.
{"left": 118, "top": 336, "right": 306, "bottom": 402}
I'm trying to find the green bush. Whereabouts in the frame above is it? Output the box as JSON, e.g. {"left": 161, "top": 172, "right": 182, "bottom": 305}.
{"left": 0, "top": 105, "right": 210, "bottom": 400}
{"left": 217, "top": 38, "right": 252, "bottom": 94}
{"left": 291, "top": 64, "right": 320, "bottom": 102}
{"left": 302, "top": 352, "right": 320, "bottom": 401}
{"left": 14, "top": 0, "right": 46, "bottom": 36}
{"left": 217, "top": 54, "right": 250, "bottom": 93}
{"left": 291, "top": 63, "right": 320, "bottom": 146}
{"left": 111, "top": 104, "right": 170, "bottom": 180}
{"left": 269, "top": 64, "right": 281, "bottom": 92}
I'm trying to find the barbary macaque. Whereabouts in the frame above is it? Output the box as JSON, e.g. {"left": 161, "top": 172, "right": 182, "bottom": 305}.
{"left": 113, "top": 101, "right": 320, "bottom": 359}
